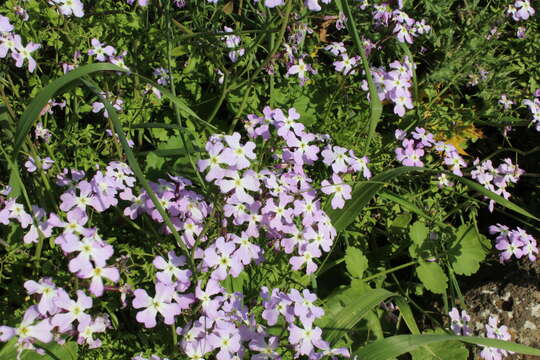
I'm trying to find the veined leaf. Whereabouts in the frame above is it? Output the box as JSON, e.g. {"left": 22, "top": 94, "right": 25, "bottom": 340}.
{"left": 410, "top": 329, "right": 468, "bottom": 360}
{"left": 416, "top": 261, "right": 448, "bottom": 294}
{"left": 354, "top": 334, "right": 540, "bottom": 360}
{"left": 344, "top": 246, "right": 369, "bottom": 279}
{"left": 318, "top": 287, "right": 395, "bottom": 344}
{"left": 448, "top": 224, "right": 490, "bottom": 276}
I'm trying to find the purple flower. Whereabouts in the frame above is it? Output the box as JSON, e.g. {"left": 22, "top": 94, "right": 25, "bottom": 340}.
{"left": 78, "top": 259, "right": 120, "bottom": 297}
{"left": 153, "top": 251, "right": 192, "bottom": 288}
{"left": 498, "top": 94, "right": 514, "bottom": 110}
{"left": 52, "top": 289, "right": 93, "bottom": 332}
{"left": 264, "top": 0, "right": 285, "bottom": 7}
{"left": 11, "top": 38, "right": 40, "bottom": 73}
{"left": 0, "top": 15, "right": 14, "bottom": 32}
{"left": 60, "top": 180, "right": 94, "bottom": 215}
{"left": 0, "top": 305, "right": 54, "bottom": 349}
{"left": 203, "top": 236, "right": 243, "bottom": 280}
{"left": 133, "top": 282, "right": 181, "bottom": 328}
{"left": 24, "top": 156, "right": 54, "bottom": 173}
{"left": 273, "top": 108, "right": 305, "bottom": 139}
{"left": 513, "top": 0, "right": 535, "bottom": 21}
{"left": 411, "top": 127, "right": 435, "bottom": 147}
{"left": 63, "top": 232, "right": 114, "bottom": 274}
{"left": 321, "top": 174, "right": 351, "bottom": 209}
{"left": 207, "top": 324, "right": 242, "bottom": 360}
{"left": 218, "top": 169, "right": 260, "bottom": 204}
{"left": 52, "top": 0, "right": 85, "bottom": 17}
{"left": 324, "top": 42, "right": 346, "bottom": 56}
{"left": 0, "top": 33, "right": 18, "bottom": 59}
{"left": 218, "top": 132, "right": 256, "bottom": 169}
{"left": 495, "top": 232, "right": 524, "bottom": 263}
{"left": 395, "top": 141, "right": 424, "bottom": 167}
{"left": 24, "top": 206, "right": 53, "bottom": 244}
{"left": 448, "top": 307, "right": 471, "bottom": 336}
{"left": 288, "top": 320, "right": 328, "bottom": 356}
{"left": 333, "top": 54, "right": 358, "bottom": 75}
{"left": 77, "top": 316, "right": 108, "bottom": 348}
{"left": 287, "top": 58, "right": 315, "bottom": 84}
{"left": 321, "top": 146, "right": 350, "bottom": 173}
{"left": 290, "top": 243, "right": 321, "bottom": 274}
{"left": 347, "top": 152, "right": 372, "bottom": 179}
{"left": 24, "top": 278, "right": 59, "bottom": 316}
{"left": 88, "top": 38, "right": 116, "bottom": 62}
{"left": 393, "top": 93, "right": 413, "bottom": 116}
{"left": 288, "top": 289, "right": 324, "bottom": 324}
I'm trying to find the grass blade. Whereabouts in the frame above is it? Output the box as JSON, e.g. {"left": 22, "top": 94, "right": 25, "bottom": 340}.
{"left": 336, "top": 0, "right": 382, "bottom": 156}
{"left": 13, "top": 63, "right": 128, "bottom": 157}
{"left": 354, "top": 334, "right": 540, "bottom": 360}
{"left": 327, "top": 166, "right": 538, "bottom": 232}
{"left": 319, "top": 287, "right": 395, "bottom": 344}
{"left": 327, "top": 167, "right": 430, "bottom": 231}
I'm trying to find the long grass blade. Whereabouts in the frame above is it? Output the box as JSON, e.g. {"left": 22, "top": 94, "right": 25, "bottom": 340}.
{"left": 354, "top": 334, "right": 540, "bottom": 360}
{"left": 13, "top": 63, "right": 128, "bottom": 157}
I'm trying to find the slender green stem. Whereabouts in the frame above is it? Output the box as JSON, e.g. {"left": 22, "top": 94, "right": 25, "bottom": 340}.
{"left": 227, "top": 0, "right": 292, "bottom": 133}
{"left": 337, "top": 0, "right": 382, "bottom": 156}
{"left": 165, "top": 1, "right": 207, "bottom": 190}
{"left": 362, "top": 260, "right": 418, "bottom": 283}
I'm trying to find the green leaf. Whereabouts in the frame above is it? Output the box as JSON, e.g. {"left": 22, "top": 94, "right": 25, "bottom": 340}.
{"left": 394, "top": 296, "right": 420, "bottom": 335}
{"left": 354, "top": 334, "right": 540, "bottom": 360}
{"left": 448, "top": 224, "right": 490, "bottom": 276}
{"left": 408, "top": 221, "right": 437, "bottom": 260}
{"left": 416, "top": 261, "right": 448, "bottom": 294}
{"left": 410, "top": 329, "right": 468, "bottom": 360}
{"left": 318, "top": 287, "right": 395, "bottom": 344}
{"left": 327, "top": 167, "right": 430, "bottom": 231}
{"left": 409, "top": 221, "right": 429, "bottom": 246}
{"left": 0, "top": 339, "right": 78, "bottom": 360}
{"left": 344, "top": 246, "right": 369, "bottom": 279}
{"left": 389, "top": 213, "right": 413, "bottom": 233}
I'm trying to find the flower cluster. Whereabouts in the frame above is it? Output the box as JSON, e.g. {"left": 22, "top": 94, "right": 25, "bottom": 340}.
{"left": 0, "top": 15, "right": 41, "bottom": 72}
{"left": 506, "top": 0, "right": 535, "bottom": 21}
{"left": 393, "top": 127, "right": 468, "bottom": 178}
{"left": 362, "top": 57, "right": 415, "bottom": 117}
{"left": 24, "top": 156, "right": 54, "bottom": 173}
{"left": 523, "top": 94, "right": 540, "bottom": 132}
{"left": 176, "top": 285, "right": 348, "bottom": 359}
{"left": 489, "top": 224, "right": 538, "bottom": 263}
{"left": 372, "top": 2, "right": 431, "bottom": 44}
{"left": 222, "top": 26, "right": 245, "bottom": 63}
{"left": 480, "top": 316, "right": 513, "bottom": 360}
{"left": 449, "top": 308, "right": 515, "bottom": 360}
{"left": 471, "top": 158, "right": 524, "bottom": 212}
{"left": 0, "top": 282, "right": 109, "bottom": 355}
